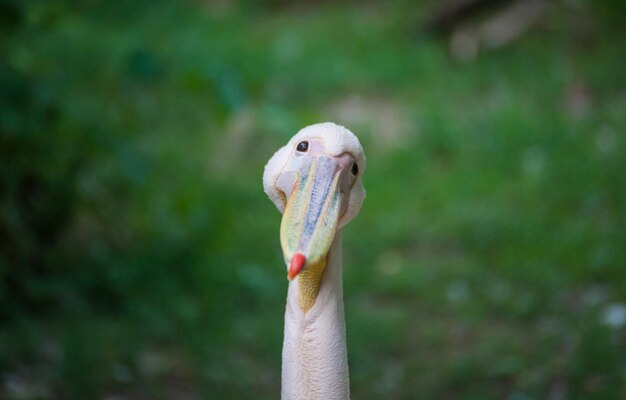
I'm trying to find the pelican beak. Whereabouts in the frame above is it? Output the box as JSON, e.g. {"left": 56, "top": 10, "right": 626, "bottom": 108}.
{"left": 280, "top": 155, "right": 343, "bottom": 280}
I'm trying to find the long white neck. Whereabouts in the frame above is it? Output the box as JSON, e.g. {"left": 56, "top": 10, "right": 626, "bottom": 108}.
{"left": 281, "top": 232, "right": 350, "bottom": 400}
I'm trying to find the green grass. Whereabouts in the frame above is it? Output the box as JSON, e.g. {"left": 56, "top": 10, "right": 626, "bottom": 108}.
{"left": 1, "top": 1, "right": 625, "bottom": 399}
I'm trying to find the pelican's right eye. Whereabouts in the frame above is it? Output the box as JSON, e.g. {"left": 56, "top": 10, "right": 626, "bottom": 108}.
{"left": 296, "top": 141, "right": 309, "bottom": 153}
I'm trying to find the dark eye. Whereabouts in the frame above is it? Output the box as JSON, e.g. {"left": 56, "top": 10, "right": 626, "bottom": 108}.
{"left": 296, "top": 141, "right": 309, "bottom": 152}
{"left": 351, "top": 162, "right": 359, "bottom": 175}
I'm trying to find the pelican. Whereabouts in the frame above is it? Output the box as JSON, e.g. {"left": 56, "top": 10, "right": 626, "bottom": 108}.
{"left": 263, "top": 122, "right": 366, "bottom": 400}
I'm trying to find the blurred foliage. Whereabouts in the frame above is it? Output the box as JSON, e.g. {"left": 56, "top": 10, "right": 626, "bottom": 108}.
{"left": 1, "top": 0, "right": 625, "bottom": 399}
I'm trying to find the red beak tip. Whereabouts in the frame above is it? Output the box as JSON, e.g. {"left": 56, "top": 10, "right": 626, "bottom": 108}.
{"left": 288, "top": 253, "right": 306, "bottom": 280}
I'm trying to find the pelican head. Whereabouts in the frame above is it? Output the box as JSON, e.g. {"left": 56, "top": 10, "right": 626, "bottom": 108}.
{"left": 263, "top": 122, "right": 366, "bottom": 281}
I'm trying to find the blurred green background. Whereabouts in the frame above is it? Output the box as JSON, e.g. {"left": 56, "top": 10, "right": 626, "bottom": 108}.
{"left": 1, "top": 0, "right": 625, "bottom": 399}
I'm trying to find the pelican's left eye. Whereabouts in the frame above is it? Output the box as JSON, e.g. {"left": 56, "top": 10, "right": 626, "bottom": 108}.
{"left": 296, "top": 141, "right": 309, "bottom": 153}
{"left": 351, "top": 162, "right": 359, "bottom": 176}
